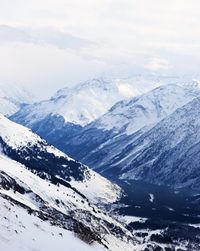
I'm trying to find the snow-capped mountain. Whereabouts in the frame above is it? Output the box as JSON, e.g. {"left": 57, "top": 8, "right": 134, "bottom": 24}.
{"left": 11, "top": 75, "right": 200, "bottom": 126}
{"left": 0, "top": 114, "right": 139, "bottom": 251}
{"left": 11, "top": 76, "right": 200, "bottom": 154}
{"left": 118, "top": 97, "right": 200, "bottom": 190}
{"left": 11, "top": 75, "right": 172, "bottom": 145}
{"left": 46, "top": 83, "right": 200, "bottom": 182}
{"left": 94, "top": 83, "right": 200, "bottom": 135}
{"left": 11, "top": 78, "right": 137, "bottom": 128}
{"left": 0, "top": 84, "right": 35, "bottom": 116}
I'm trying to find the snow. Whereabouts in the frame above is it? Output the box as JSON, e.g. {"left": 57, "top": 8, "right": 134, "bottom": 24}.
{"left": 121, "top": 216, "right": 147, "bottom": 224}
{"left": 0, "top": 113, "right": 67, "bottom": 158}
{"left": 0, "top": 83, "right": 35, "bottom": 116}
{"left": 11, "top": 77, "right": 160, "bottom": 127}
{"left": 0, "top": 113, "right": 41, "bottom": 148}
{"left": 70, "top": 171, "right": 121, "bottom": 204}
{"left": 96, "top": 83, "right": 200, "bottom": 135}
{"left": 0, "top": 114, "right": 121, "bottom": 204}
{"left": 149, "top": 193, "right": 154, "bottom": 203}
{"left": 0, "top": 196, "right": 104, "bottom": 251}
{"left": 0, "top": 153, "right": 136, "bottom": 251}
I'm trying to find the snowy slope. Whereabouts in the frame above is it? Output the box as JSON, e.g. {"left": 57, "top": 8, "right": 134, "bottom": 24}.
{"left": 118, "top": 97, "right": 200, "bottom": 190}
{"left": 0, "top": 196, "right": 104, "bottom": 251}
{"left": 0, "top": 114, "right": 141, "bottom": 250}
{"left": 0, "top": 84, "right": 35, "bottom": 116}
{"left": 11, "top": 77, "right": 155, "bottom": 128}
{"left": 0, "top": 153, "right": 137, "bottom": 251}
{"left": 12, "top": 75, "right": 200, "bottom": 127}
{"left": 95, "top": 83, "right": 200, "bottom": 134}
{"left": 0, "top": 114, "right": 120, "bottom": 204}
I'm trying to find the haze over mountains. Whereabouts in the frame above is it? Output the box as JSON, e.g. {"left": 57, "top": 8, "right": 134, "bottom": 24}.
{"left": 0, "top": 84, "right": 35, "bottom": 116}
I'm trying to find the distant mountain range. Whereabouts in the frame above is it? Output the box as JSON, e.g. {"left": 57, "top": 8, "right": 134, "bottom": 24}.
{"left": 12, "top": 75, "right": 198, "bottom": 128}
{"left": 11, "top": 77, "right": 200, "bottom": 191}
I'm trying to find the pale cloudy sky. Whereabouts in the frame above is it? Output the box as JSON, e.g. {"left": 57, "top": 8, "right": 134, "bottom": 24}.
{"left": 0, "top": 0, "right": 200, "bottom": 97}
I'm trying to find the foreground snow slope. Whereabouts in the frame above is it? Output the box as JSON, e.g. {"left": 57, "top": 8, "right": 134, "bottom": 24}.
{"left": 0, "top": 197, "right": 104, "bottom": 251}
{"left": 0, "top": 114, "right": 139, "bottom": 250}
{"left": 0, "top": 153, "right": 137, "bottom": 251}
{"left": 0, "top": 114, "right": 120, "bottom": 204}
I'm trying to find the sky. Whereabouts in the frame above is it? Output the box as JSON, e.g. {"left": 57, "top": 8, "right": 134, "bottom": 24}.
{"left": 0, "top": 0, "right": 200, "bottom": 97}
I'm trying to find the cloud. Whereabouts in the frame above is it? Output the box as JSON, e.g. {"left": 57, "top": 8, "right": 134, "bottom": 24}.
{"left": 146, "top": 57, "right": 171, "bottom": 71}
{"left": 0, "top": 25, "right": 95, "bottom": 50}
{"left": 0, "top": 0, "right": 200, "bottom": 96}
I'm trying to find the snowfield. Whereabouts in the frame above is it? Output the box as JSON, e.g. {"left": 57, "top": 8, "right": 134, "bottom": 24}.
{"left": 0, "top": 196, "right": 105, "bottom": 251}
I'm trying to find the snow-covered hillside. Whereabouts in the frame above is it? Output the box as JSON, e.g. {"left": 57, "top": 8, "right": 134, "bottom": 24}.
{"left": 0, "top": 153, "right": 136, "bottom": 251}
{"left": 0, "top": 114, "right": 120, "bottom": 204}
{"left": 0, "top": 196, "right": 104, "bottom": 251}
{"left": 0, "top": 84, "right": 35, "bottom": 116}
{"left": 0, "top": 114, "right": 139, "bottom": 250}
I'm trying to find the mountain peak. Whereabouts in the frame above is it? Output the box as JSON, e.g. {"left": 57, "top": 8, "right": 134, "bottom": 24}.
{"left": 95, "top": 83, "right": 200, "bottom": 135}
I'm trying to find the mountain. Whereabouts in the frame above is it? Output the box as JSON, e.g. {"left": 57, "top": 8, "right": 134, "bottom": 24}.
{"left": 0, "top": 84, "right": 35, "bottom": 116}
{"left": 3, "top": 90, "right": 200, "bottom": 249}
{"left": 11, "top": 78, "right": 137, "bottom": 126}
{"left": 11, "top": 76, "right": 167, "bottom": 144}
{"left": 116, "top": 97, "right": 200, "bottom": 190}
{"left": 43, "top": 83, "right": 200, "bottom": 186}
{"left": 0, "top": 114, "right": 139, "bottom": 251}
{"left": 12, "top": 75, "right": 198, "bottom": 153}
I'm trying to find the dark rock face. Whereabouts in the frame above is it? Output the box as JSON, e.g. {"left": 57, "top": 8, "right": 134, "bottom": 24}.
{"left": 0, "top": 136, "right": 88, "bottom": 183}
